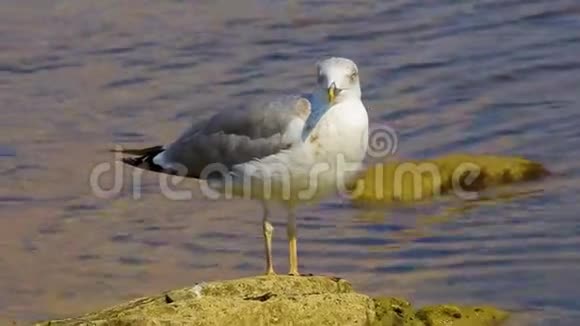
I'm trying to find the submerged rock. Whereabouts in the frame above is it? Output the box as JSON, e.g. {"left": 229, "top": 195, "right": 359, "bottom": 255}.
{"left": 352, "top": 153, "right": 549, "bottom": 205}
{"left": 37, "top": 275, "right": 508, "bottom": 326}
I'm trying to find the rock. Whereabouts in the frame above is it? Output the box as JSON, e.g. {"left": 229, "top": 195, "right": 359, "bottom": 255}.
{"left": 351, "top": 154, "right": 550, "bottom": 205}
{"left": 372, "top": 297, "right": 424, "bottom": 325}
{"left": 36, "top": 275, "right": 509, "bottom": 326}
{"left": 415, "top": 305, "right": 509, "bottom": 326}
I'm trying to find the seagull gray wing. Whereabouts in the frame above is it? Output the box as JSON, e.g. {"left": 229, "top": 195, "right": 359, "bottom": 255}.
{"left": 154, "top": 96, "right": 312, "bottom": 178}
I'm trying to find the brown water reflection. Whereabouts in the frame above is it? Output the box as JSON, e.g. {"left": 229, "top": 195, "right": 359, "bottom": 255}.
{"left": 2, "top": 0, "right": 580, "bottom": 324}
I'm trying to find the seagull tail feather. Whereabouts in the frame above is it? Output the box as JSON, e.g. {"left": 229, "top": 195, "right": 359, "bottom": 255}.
{"left": 111, "top": 145, "right": 165, "bottom": 173}
{"left": 110, "top": 145, "right": 164, "bottom": 156}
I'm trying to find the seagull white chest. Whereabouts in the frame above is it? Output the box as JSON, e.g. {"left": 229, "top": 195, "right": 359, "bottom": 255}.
{"left": 305, "top": 99, "right": 369, "bottom": 165}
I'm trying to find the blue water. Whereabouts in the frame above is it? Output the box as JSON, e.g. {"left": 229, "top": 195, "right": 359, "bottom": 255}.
{"left": 1, "top": 0, "right": 580, "bottom": 324}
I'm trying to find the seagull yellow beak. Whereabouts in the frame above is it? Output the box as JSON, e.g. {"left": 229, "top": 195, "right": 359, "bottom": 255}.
{"left": 327, "top": 82, "right": 337, "bottom": 103}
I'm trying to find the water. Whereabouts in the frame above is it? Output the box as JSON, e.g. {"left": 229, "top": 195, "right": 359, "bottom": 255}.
{"left": 1, "top": 0, "right": 580, "bottom": 324}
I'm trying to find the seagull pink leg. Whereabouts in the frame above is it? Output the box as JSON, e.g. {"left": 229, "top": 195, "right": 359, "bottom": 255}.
{"left": 262, "top": 203, "right": 275, "bottom": 275}
{"left": 287, "top": 208, "right": 299, "bottom": 276}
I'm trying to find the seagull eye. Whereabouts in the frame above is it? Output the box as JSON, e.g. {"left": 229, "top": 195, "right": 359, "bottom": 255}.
{"left": 349, "top": 71, "right": 358, "bottom": 82}
{"left": 317, "top": 73, "right": 325, "bottom": 84}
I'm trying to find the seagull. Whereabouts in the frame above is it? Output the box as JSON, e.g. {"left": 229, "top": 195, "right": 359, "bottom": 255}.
{"left": 117, "top": 57, "right": 369, "bottom": 275}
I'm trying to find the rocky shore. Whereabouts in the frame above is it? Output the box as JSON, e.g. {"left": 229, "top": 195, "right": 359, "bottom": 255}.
{"left": 38, "top": 275, "right": 509, "bottom": 326}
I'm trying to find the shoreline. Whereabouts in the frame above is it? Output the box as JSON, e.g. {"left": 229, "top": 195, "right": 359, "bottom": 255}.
{"left": 36, "top": 275, "right": 509, "bottom": 326}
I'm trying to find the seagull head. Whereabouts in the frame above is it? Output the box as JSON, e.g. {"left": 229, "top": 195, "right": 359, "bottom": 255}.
{"left": 316, "top": 57, "right": 362, "bottom": 105}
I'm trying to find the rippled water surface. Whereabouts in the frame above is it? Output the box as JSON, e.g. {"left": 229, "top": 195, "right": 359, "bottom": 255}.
{"left": 2, "top": 0, "right": 580, "bottom": 324}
